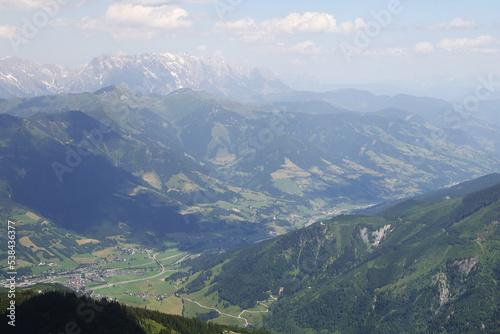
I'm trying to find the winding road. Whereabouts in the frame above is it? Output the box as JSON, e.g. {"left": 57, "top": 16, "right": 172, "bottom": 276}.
{"left": 181, "top": 297, "right": 272, "bottom": 327}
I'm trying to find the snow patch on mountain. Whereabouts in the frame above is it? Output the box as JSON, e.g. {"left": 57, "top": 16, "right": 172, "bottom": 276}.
{"left": 0, "top": 53, "right": 289, "bottom": 99}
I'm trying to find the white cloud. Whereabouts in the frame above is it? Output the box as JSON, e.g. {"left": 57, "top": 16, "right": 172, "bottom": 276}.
{"left": 195, "top": 44, "right": 207, "bottom": 51}
{"left": 0, "top": 0, "right": 207, "bottom": 11}
{"left": 278, "top": 40, "right": 322, "bottom": 55}
{"left": 263, "top": 12, "right": 339, "bottom": 34}
{"left": 49, "top": 3, "right": 192, "bottom": 40}
{"left": 288, "top": 58, "right": 307, "bottom": 66}
{"left": 425, "top": 18, "right": 476, "bottom": 30}
{"left": 0, "top": 25, "right": 17, "bottom": 39}
{"left": 108, "top": 0, "right": 215, "bottom": 4}
{"left": 0, "top": 0, "right": 54, "bottom": 10}
{"left": 388, "top": 48, "right": 409, "bottom": 56}
{"left": 49, "top": 18, "right": 74, "bottom": 27}
{"left": 336, "top": 18, "right": 368, "bottom": 35}
{"left": 469, "top": 48, "right": 499, "bottom": 53}
{"left": 0, "top": 0, "right": 87, "bottom": 10}
{"left": 437, "top": 35, "right": 499, "bottom": 51}
{"left": 365, "top": 47, "right": 409, "bottom": 57}
{"left": 256, "top": 40, "right": 335, "bottom": 59}
{"left": 214, "top": 18, "right": 269, "bottom": 42}
{"left": 269, "top": 12, "right": 366, "bottom": 35}
{"left": 414, "top": 36, "right": 499, "bottom": 54}
{"left": 217, "top": 18, "right": 256, "bottom": 31}
{"left": 214, "top": 12, "right": 366, "bottom": 42}
{"left": 105, "top": 4, "right": 192, "bottom": 29}
{"left": 414, "top": 41, "right": 434, "bottom": 53}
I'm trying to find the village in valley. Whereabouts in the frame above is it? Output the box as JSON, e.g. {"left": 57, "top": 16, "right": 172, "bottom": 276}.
{"left": 1, "top": 241, "right": 189, "bottom": 312}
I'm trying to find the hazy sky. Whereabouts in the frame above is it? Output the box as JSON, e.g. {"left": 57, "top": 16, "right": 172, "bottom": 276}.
{"left": 0, "top": 0, "right": 499, "bottom": 92}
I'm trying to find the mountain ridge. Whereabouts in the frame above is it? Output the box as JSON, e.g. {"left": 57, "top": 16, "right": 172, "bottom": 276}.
{"left": 1, "top": 87, "right": 499, "bottom": 238}
{"left": 0, "top": 53, "right": 290, "bottom": 100}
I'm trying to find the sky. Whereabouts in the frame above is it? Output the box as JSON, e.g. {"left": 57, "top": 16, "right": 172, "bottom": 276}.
{"left": 0, "top": 0, "right": 499, "bottom": 97}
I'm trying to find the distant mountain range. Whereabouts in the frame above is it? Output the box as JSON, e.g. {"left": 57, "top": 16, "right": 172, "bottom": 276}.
{"left": 254, "top": 89, "right": 450, "bottom": 118}
{"left": 0, "top": 53, "right": 289, "bottom": 100}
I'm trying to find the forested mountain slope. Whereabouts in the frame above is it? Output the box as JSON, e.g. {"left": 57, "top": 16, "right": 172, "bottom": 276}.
{"left": 177, "top": 175, "right": 500, "bottom": 332}
{"left": 0, "top": 288, "right": 270, "bottom": 334}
